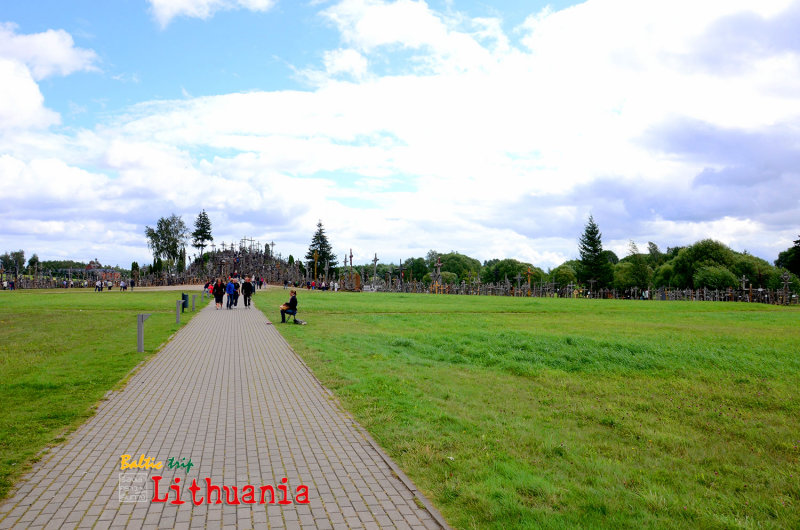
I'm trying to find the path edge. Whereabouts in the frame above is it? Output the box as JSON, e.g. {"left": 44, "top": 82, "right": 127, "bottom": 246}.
{"left": 264, "top": 315, "right": 453, "bottom": 530}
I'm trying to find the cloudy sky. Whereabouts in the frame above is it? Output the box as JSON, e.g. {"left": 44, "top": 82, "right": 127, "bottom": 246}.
{"left": 1, "top": 0, "right": 799, "bottom": 270}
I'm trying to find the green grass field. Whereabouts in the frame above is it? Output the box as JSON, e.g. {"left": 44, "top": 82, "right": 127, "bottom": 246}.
{"left": 2, "top": 288, "right": 798, "bottom": 528}
{"left": 258, "top": 289, "right": 800, "bottom": 529}
{"left": 0, "top": 288, "right": 198, "bottom": 499}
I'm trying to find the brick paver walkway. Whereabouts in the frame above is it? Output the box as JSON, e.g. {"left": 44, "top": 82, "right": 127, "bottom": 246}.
{"left": 0, "top": 299, "right": 447, "bottom": 529}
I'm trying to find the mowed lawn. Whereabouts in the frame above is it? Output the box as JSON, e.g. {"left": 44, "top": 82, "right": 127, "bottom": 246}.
{"left": 0, "top": 288, "right": 199, "bottom": 499}
{"left": 260, "top": 289, "right": 800, "bottom": 529}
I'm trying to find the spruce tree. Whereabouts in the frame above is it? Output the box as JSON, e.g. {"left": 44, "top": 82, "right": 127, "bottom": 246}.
{"left": 578, "top": 215, "right": 613, "bottom": 288}
{"left": 305, "top": 220, "right": 338, "bottom": 271}
{"left": 192, "top": 210, "right": 213, "bottom": 257}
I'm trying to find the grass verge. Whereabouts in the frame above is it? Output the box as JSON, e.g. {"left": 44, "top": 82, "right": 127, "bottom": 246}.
{"left": 0, "top": 288, "right": 200, "bottom": 499}
{"left": 259, "top": 288, "right": 800, "bottom": 529}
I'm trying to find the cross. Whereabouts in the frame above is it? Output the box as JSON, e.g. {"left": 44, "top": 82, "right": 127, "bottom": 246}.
{"left": 349, "top": 248, "right": 353, "bottom": 268}
{"left": 399, "top": 260, "right": 405, "bottom": 285}
{"left": 588, "top": 279, "right": 597, "bottom": 293}
{"left": 740, "top": 274, "right": 748, "bottom": 290}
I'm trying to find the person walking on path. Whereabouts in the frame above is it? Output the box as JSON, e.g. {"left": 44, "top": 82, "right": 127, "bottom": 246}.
{"left": 233, "top": 278, "right": 241, "bottom": 307}
{"left": 241, "top": 276, "right": 255, "bottom": 308}
{"left": 213, "top": 278, "right": 225, "bottom": 309}
{"left": 280, "top": 290, "right": 298, "bottom": 323}
{"left": 225, "top": 278, "right": 236, "bottom": 309}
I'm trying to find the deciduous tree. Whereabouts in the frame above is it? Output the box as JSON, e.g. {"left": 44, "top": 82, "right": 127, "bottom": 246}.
{"left": 144, "top": 214, "right": 188, "bottom": 274}
{"left": 775, "top": 235, "right": 800, "bottom": 276}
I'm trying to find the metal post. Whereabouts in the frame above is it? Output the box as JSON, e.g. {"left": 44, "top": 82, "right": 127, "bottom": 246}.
{"left": 176, "top": 300, "right": 182, "bottom": 324}
{"left": 192, "top": 295, "right": 196, "bottom": 311}
{"left": 137, "top": 314, "right": 151, "bottom": 352}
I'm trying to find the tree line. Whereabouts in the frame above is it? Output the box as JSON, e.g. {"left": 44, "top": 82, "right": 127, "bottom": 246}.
{"left": 349, "top": 217, "right": 800, "bottom": 292}
{"left": 4, "top": 214, "right": 797, "bottom": 293}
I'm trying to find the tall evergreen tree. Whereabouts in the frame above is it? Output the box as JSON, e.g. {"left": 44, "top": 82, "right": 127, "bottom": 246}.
{"left": 305, "top": 220, "right": 338, "bottom": 270}
{"left": 578, "top": 215, "right": 613, "bottom": 288}
{"left": 177, "top": 247, "right": 186, "bottom": 273}
{"left": 192, "top": 210, "right": 213, "bottom": 257}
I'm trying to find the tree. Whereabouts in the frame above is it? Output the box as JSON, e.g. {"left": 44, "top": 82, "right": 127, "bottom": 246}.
{"left": 602, "top": 250, "right": 619, "bottom": 265}
{"left": 733, "top": 254, "right": 773, "bottom": 288}
{"left": 27, "top": 253, "right": 40, "bottom": 274}
{"left": 693, "top": 266, "right": 738, "bottom": 289}
{"left": 627, "top": 241, "right": 652, "bottom": 289}
{"left": 647, "top": 242, "right": 666, "bottom": 267}
{"left": 550, "top": 263, "right": 578, "bottom": 286}
{"left": 305, "top": 220, "right": 338, "bottom": 271}
{"left": 613, "top": 261, "right": 636, "bottom": 290}
{"left": 775, "top": 235, "right": 800, "bottom": 276}
{"left": 439, "top": 252, "right": 481, "bottom": 282}
{"left": 0, "top": 252, "right": 12, "bottom": 271}
{"left": 177, "top": 247, "right": 186, "bottom": 274}
{"left": 10, "top": 250, "right": 25, "bottom": 274}
{"left": 424, "top": 271, "right": 458, "bottom": 284}
{"left": 578, "top": 216, "right": 613, "bottom": 288}
{"left": 191, "top": 210, "right": 213, "bottom": 258}
{"left": 425, "top": 250, "right": 440, "bottom": 269}
{"left": 480, "top": 258, "right": 543, "bottom": 285}
{"left": 672, "top": 239, "right": 736, "bottom": 288}
{"left": 402, "top": 257, "right": 428, "bottom": 281}
{"left": 144, "top": 214, "right": 188, "bottom": 274}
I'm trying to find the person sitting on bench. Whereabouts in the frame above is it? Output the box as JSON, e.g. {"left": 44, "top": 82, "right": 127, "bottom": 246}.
{"left": 280, "top": 290, "right": 298, "bottom": 323}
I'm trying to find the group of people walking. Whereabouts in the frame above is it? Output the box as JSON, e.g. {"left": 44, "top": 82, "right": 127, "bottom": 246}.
{"left": 206, "top": 276, "right": 255, "bottom": 310}
{"left": 204, "top": 275, "right": 300, "bottom": 323}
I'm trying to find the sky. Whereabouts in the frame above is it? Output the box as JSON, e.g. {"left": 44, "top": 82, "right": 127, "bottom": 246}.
{"left": 1, "top": 0, "right": 799, "bottom": 270}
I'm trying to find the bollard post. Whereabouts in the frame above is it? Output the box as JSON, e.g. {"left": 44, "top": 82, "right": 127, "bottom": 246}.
{"left": 137, "top": 313, "right": 151, "bottom": 352}
{"left": 192, "top": 294, "right": 196, "bottom": 312}
{"left": 176, "top": 300, "right": 182, "bottom": 324}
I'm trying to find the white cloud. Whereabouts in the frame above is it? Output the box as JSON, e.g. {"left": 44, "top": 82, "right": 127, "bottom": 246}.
{"left": 0, "top": 22, "right": 98, "bottom": 79}
{"left": 321, "top": 0, "right": 494, "bottom": 73}
{"left": 0, "top": 59, "right": 60, "bottom": 130}
{"left": 147, "top": 0, "right": 277, "bottom": 27}
{"left": 324, "top": 48, "right": 368, "bottom": 79}
{"left": 5, "top": 0, "right": 800, "bottom": 268}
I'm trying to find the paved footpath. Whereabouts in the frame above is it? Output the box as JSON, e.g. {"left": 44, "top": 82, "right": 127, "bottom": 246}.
{"left": 0, "top": 299, "right": 448, "bottom": 529}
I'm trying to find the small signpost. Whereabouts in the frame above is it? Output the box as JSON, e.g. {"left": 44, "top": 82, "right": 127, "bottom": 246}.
{"left": 137, "top": 313, "right": 151, "bottom": 353}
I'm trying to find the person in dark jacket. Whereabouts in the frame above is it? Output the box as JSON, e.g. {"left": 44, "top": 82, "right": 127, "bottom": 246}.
{"left": 213, "top": 279, "right": 225, "bottom": 309}
{"left": 241, "top": 276, "right": 254, "bottom": 308}
{"left": 280, "top": 290, "right": 298, "bottom": 323}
